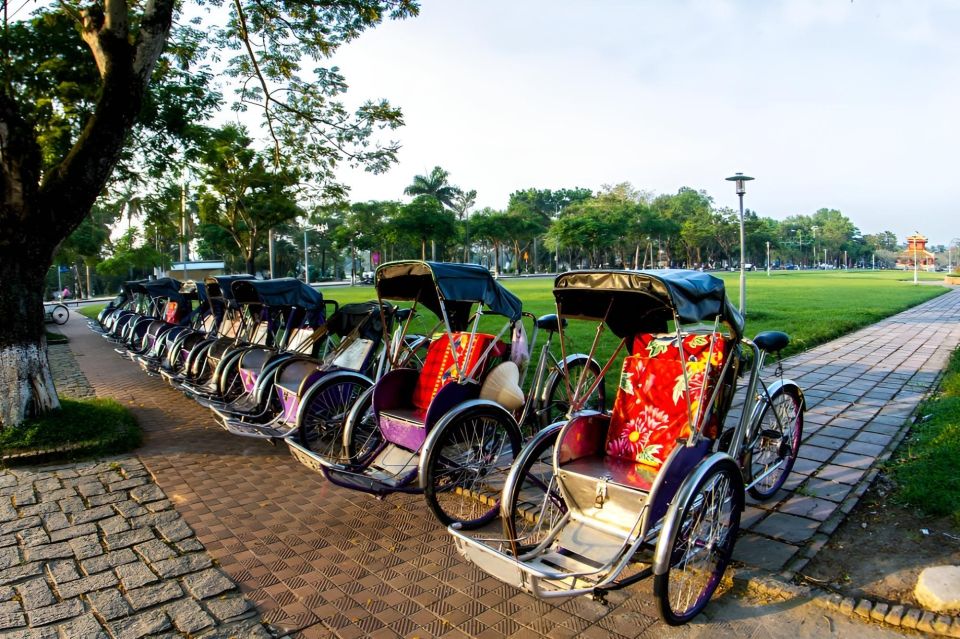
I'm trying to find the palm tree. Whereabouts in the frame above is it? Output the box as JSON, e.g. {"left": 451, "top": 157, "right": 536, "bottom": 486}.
{"left": 453, "top": 189, "right": 477, "bottom": 261}
{"left": 404, "top": 166, "right": 461, "bottom": 209}
{"left": 451, "top": 189, "right": 477, "bottom": 220}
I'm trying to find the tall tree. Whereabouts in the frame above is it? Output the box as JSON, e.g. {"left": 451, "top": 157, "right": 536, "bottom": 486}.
{"left": 469, "top": 208, "right": 510, "bottom": 274}
{"left": 451, "top": 189, "right": 477, "bottom": 261}
{"left": 0, "top": 0, "right": 418, "bottom": 428}
{"left": 403, "top": 166, "right": 461, "bottom": 209}
{"left": 392, "top": 195, "right": 456, "bottom": 260}
{"left": 508, "top": 187, "right": 592, "bottom": 221}
{"left": 196, "top": 126, "right": 302, "bottom": 274}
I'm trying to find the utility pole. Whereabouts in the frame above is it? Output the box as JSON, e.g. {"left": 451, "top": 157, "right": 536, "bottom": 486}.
{"left": 179, "top": 184, "right": 187, "bottom": 264}
{"left": 766, "top": 241, "right": 770, "bottom": 276}
{"left": 303, "top": 229, "right": 309, "bottom": 283}
{"left": 268, "top": 229, "right": 275, "bottom": 279}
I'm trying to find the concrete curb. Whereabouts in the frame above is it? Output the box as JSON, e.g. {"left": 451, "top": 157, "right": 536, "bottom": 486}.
{"left": 733, "top": 568, "right": 960, "bottom": 637}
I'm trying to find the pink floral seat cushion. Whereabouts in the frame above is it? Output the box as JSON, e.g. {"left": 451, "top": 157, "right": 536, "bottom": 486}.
{"left": 605, "top": 333, "right": 726, "bottom": 469}
{"left": 411, "top": 332, "right": 499, "bottom": 412}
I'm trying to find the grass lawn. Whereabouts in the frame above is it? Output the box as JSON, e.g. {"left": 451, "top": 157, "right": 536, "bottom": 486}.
{"left": 312, "top": 269, "right": 948, "bottom": 398}
{"left": 79, "top": 303, "right": 107, "bottom": 321}
{"left": 317, "top": 269, "right": 947, "bottom": 353}
{"left": 0, "top": 398, "right": 141, "bottom": 461}
{"left": 890, "top": 346, "right": 960, "bottom": 524}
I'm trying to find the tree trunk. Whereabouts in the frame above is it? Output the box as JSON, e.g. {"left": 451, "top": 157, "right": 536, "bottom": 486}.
{"left": 0, "top": 247, "right": 61, "bottom": 429}
{"left": 421, "top": 238, "right": 426, "bottom": 261}
{"left": 0, "top": 0, "right": 175, "bottom": 429}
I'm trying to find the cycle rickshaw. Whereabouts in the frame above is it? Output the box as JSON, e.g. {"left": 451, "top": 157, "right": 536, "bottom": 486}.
{"left": 186, "top": 277, "right": 331, "bottom": 406}
{"left": 449, "top": 269, "right": 805, "bottom": 624}
{"left": 287, "top": 260, "right": 605, "bottom": 528}
{"left": 159, "top": 274, "right": 254, "bottom": 388}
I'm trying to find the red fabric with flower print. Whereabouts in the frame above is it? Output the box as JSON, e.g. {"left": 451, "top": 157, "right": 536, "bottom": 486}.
{"left": 412, "top": 333, "right": 498, "bottom": 411}
{"left": 605, "top": 333, "right": 726, "bottom": 469}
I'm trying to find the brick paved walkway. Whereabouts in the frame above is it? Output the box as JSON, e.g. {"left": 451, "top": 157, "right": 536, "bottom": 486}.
{"left": 0, "top": 459, "right": 268, "bottom": 638}
{"left": 0, "top": 330, "right": 270, "bottom": 638}
{"left": 60, "top": 288, "right": 960, "bottom": 638}
{"left": 731, "top": 287, "right": 960, "bottom": 576}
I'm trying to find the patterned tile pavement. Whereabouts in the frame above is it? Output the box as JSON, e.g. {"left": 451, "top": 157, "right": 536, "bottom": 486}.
{"left": 58, "top": 287, "right": 960, "bottom": 638}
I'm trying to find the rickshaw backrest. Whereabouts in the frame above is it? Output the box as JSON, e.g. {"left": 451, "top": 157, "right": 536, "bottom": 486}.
{"left": 164, "top": 301, "right": 179, "bottom": 324}
{"left": 412, "top": 332, "right": 500, "bottom": 411}
{"left": 284, "top": 327, "right": 316, "bottom": 353}
{"left": 605, "top": 332, "right": 726, "bottom": 470}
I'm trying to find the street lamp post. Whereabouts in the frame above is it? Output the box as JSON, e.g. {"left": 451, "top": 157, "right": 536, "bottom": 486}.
{"left": 811, "top": 225, "right": 819, "bottom": 267}
{"left": 766, "top": 241, "right": 770, "bottom": 276}
{"left": 795, "top": 229, "right": 803, "bottom": 268}
{"left": 725, "top": 172, "right": 754, "bottom": 315}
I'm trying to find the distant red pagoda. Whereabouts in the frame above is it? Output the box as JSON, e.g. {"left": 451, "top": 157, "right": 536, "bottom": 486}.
{"left": 896, "top": 234, "right": 936, "bottom": 271}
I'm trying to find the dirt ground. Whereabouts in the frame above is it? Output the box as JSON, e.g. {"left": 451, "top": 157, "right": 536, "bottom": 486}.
{"left": 802, "top": 472, "right": 960, "bottom": 609}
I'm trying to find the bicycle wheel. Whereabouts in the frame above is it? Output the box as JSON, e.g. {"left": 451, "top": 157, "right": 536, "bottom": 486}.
{"left": 217, "top": 365, "right": 245, "bottom": 403}
{"left": 654, "top": 459, "right": 743, "bottom": 625}
{"left": 540, "top": 356, "right": 606, "bottom": 428}
{"left": 746, "top": 385, "right": 803, "bottom": 500}
{"left": 296, "top": 373, "right": 371, "bottom": 463}
{"left": 51, "top": 305, "right": 69, "bottom": 325}
{"left": 396, "top": 334, "right": 428, "bottom": 369}
{"left": 422, "top": 408, "right": 521, "bottom": 528}
{"left": 339, "top": 387, "right": 383, "bottom": 466}
{"left": 501, "top": 429, "right": 565, "bottom": 551}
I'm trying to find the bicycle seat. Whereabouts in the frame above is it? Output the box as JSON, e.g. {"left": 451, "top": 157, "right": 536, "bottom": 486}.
{"left": 754, "top": 331, "right": 789, "bottom": 353}
{"left": 536, "top": 314, "right": 567, "bottom": 333}
{"left": 395, "top": 307, "right": 414, "bottom": 322}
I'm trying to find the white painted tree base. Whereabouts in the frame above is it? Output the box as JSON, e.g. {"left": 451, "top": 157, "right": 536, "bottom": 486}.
{"left": 0, "top": 342, "right": 61, "bottom": 429}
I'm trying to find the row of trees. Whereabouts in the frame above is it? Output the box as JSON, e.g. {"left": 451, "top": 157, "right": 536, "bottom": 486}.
{"left": 70, "top": 157, "right": 916, "bottom": 292}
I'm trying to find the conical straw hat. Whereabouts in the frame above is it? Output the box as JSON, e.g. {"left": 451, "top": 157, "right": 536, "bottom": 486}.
{"left": 480, "top": 362, "right": 525, "bottom": 411}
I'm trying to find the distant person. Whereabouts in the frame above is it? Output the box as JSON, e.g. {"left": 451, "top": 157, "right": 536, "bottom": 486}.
{"left": 61, "top": 287, "right": 71, "bottom": 300}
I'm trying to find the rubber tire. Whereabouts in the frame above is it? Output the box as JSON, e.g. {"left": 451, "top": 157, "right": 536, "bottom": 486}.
{"left": 745, "top": 385, "right": 804, "bottom": 500}
{"left": 501, "top": 429, "right": 565, "bottom": 552}
{"left": 50, "top": 305, "right": 69, "bottom": 325}
{"left": 295, "top": 374, "right": 372, "bottom": 464}
{"left": 422, "top": 408, "right": 522, "bottom": 529}
{"left": 654, "top": 459, "right": 743, "bottom": 625}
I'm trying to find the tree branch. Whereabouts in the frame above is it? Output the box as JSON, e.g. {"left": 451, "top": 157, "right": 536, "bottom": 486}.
{"left": 232, "top": 0, "right": 282, "bottom": 168}
{"left": 134, "top": 0, "right": 175, "bottom": 81}
{"left": 0, "top": 91, "right": 42, "bottom": 229}
{"left": 80, "top": 5, "right": 107, "bottom": 77}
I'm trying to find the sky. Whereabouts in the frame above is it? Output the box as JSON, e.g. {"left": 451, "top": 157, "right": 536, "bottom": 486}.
{"left": 323, "top": 0, "right": 960, "bottom": 247}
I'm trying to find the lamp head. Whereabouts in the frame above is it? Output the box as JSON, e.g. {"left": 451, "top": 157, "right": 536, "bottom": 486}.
{"left": 725, "top": 172, "right": 754, "bottom": 196}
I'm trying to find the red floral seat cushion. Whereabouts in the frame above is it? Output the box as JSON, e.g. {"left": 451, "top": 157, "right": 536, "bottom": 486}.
{"left": 605, "top": 333, "right": 726, "bottom": 469}
{"left": 164, "top": 301, "right": 179, "bottom": 324}
{"left": 411, "top": 333, "right": 499, "bottom": 411}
